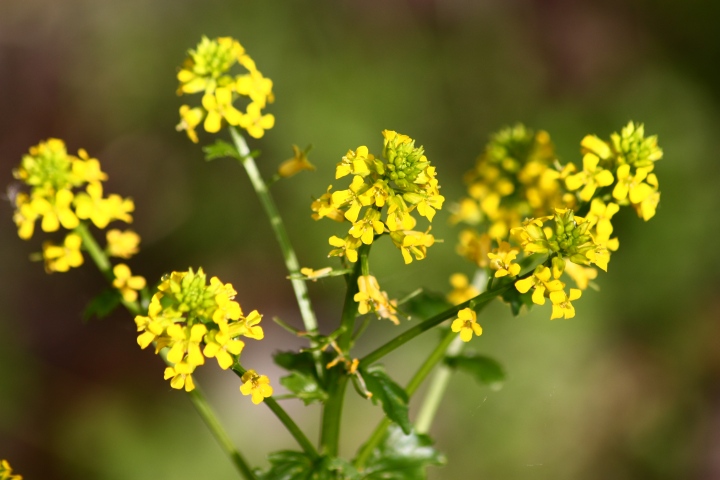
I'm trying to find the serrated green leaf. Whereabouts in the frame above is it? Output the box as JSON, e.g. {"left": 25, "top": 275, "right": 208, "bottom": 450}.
{"left": 256, "top": 453, "right": 361, "bottom": 480}
{"left": 273, "top": 350, "right": 318, "bottom": 376}
{"left": 361, "top": 425, "right": 446, "bottom": 479}
{"left": 361, "top": 365, "right": 411, "bottom": 434}
{"left": 403, "top": 290, "right": 452, "bottom": 320}
{"left": 280, "top": 371, "right": 328, "bottom": 405}
{"left": 257, "top": 451, "right": 314, "bottom": 480}
{"left": 202, "top": 139, "right": 241, "bottom": 161}
{"left": 82, "top": 288, "right": 122, "bottom": 321}
{"left": 445, "top": 353, "right": 506, "bottom": 391}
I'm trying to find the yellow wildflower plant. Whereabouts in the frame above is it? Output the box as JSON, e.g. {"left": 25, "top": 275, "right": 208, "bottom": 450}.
{"left": 314, "top": 130, "right": 444, "bottom": 265}
{"left": 176, "top": 36, "right": 274, "bottom": 141}
{"left": 451, "top": 308, "right": 482, "bottom": 342}
{"left": 0, "top": 460, "right": 22, "bottom": 480}
{"left": 133, "top": 268, "right": 266, "bottom": 393}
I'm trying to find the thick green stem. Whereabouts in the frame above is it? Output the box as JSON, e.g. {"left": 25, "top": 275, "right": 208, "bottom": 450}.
{"left": 354, "top": 329, "right": 456, "bottom": 469}
{"left": 232, "top": 366, "right": 319, "bottom": 460}
{"left": 228, "top": 127, "right": 324, "bottom": 381}
{"left": 319, "top": 244, "right": 369, "bottom": 456}
{"left": 77, "top": 222, "right": 255, "bottom": 478}
{"left": 359, "top": 282, "right": 512, "bottom": 368}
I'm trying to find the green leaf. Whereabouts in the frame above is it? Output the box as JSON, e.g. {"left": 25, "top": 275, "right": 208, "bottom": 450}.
{"left": 361, "top": 425, "right": 446, "bottom": 479}
{"left": 82, "top": 288, "right": 122, "bottom": 321}
{"left": 361, "top": 365, "right": 411, "bottom": 434}
{"left": 402, "top": 290, "right": 452, "bottom": 320}
{"left": 257, "top": 451, "right": 314, "bottom": 480}
{"left": 500, "top": 286, "right": 533, "bottom": 316}
{"left": 256, "top": 452, "right": 361, "bottom": 480}
{"left": 202, "top": 139, "right": 241, "bottom": 161}
{"left": 279, "top": 371, "right": 328, "bottom": 405}
{"left": 445, "top": 353, "right": 506, "bottom": 391}
{"left": 273, "top": 351, "right": 319, "bottom": 376}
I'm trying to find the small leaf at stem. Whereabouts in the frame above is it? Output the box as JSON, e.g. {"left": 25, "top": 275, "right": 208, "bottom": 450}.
{"left": 256, "top": 452, "right": 361, "bottom": 480}
{"left": 403, "top": 290, "right": 452, "bottom": 320}
{"left": 361, "top": 365, "right": 412, "bottom": 434}
{"left": 445, "top": 353, "right": 506, "bottom": 391}
{"left": 82, "top": 288, "right": 122, "bottom": 321}
{"left": 202, "top": 139, "right": 242, "bottom": 161}
{"left": 280, "top": 371, "right": 328, "bottom": 405}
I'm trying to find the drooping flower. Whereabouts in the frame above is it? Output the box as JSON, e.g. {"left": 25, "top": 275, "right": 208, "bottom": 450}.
{"left": 277, "top": 145, "right": 316, "bottom": 178}
{"left": 354, "top": 275, "right": 400, "bottom": 325}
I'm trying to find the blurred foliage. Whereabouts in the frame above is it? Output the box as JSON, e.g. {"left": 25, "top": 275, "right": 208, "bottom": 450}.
{"left": 1, "top": 0, "right": 720, "bottom": 479}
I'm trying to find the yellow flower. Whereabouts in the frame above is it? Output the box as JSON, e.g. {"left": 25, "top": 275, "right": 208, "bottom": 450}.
{"left": 202, "top": 87, "right": 244, "bottom": 133}
{"left": 112, "top": 263, "right": 146, "bottom": 302}
{"left": 166, "top": 323, "right": 208, "bottom": 366}
{"left": 164, "top": 362, "right": 197, "bottom": 392}
{"left": 239, "top": 102, "right": 275, "bottom": 139}
{"left": 311, "top": 186, "right": 345, "bottom": 222}
{"left": 203, "top": 329, "right": 245, "bottom": 369}
{"left": 331, "top": 175, "right": 367, "bottom": 223}
{"left": 12, "top": 193, "right": 39, "bottom": 240}
{"left": 240, "top": 370, "right": 273, "bottom": 404}
{"left": 328, "top": 235, "right": 361, "bottom": 263}
{"left": 278, "top": 145, "right": 315, "bottom": 178}
{"left": 176, "top": 105, "right": 204, "bottom": 143}
{"left": 32, "top": 188, "right": 79, "bottom": 233}
{"left": 487, "top": 241, "right": 521, "bottom": 278}
{"left": 549, "top": 288, "right": 582, "bottom": 319}
{"left": 300, "top": 267, "right": 333, "bottom": 281}
{"left": 514, "top": 265, "right": 564, "bottom": 306}
{"left": 106, "top": 229, "right": 140, "bottom": 258}
{"left": 390, "top": 229, "right": 435, "bottom": 264}
{"left": 42, "top": 233, "right": 84, "bottom": 273}
{"left": 451, "top": 308, "right": 482, "bottom": 342}
{"left": 234, "top": 310, "right": 265, "bottom": 340}
{"left": 447, "top": 273, "right": 480, "bottom": 306}
{"left": 563, "top": 261, "right": 598, "bottom": 290}
{"left": 73, "top": 148, "right": 108, "bottom": 184}
{"left": 336, "top": 146, "right": 374, "bottom": 179}
{"left": 456, "top": 230, "right": 492, "bottom": 268}
{"left": 236, "top": 69, "right": 274, "bottom": 109}
{"left": 586, "top": 198, "right": 619, "bottom": 240}
{"left": 565, "top": 153, "right": 614, "bottom": 201}
{"left": 0, "top": 459, "right": 22, "bottom": 480}
{"left": 354, "top": 275, "right": 400, "bottom": 325}
{"left": 348, "top": 209, "right": 385, "bottom": 245}
{"left": 74, "top": 182, "right": 134, "bottom": 229}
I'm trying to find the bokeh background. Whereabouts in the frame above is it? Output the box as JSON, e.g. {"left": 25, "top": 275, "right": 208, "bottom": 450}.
{"left": 2, "top": 0, "right": 720, "bottom": 478}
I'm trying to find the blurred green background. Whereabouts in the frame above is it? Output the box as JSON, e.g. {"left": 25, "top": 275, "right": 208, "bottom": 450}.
{"left": 2, "top": 0, "right": 720, "bottom": 478}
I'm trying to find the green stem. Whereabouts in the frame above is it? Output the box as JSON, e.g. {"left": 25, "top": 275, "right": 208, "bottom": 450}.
{"left": 232, "top": 366, "right": 319, "bottom": 460}
{"left": 354, "top": 329, "right": 456, "bottom": 469}
{"left": 77, "top": 222, "right": 256, "bottom": 478}
{"left": 74, "top": 222, "right": 141, "bottom": 315}
{"left": 359, "top": 282, "right": 512, "bottom": 368}
{"left": 413, "top": 333, "right": 465, "bottom": 434}
{"left": 320, "top": 244, "right": 369, "bottom": 456}
{"left": 228, "top": 127, "right": 324, "bottom": 382}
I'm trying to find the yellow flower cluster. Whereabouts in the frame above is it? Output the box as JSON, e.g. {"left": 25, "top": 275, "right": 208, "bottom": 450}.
{"left": 12, "top": 140, "right": 143, "bottom": 301}
{"left": 133, "top": 268, "right": 271, "bottom": 403}
{"left": 451, "top": 125, "right": 572, "bottom": 241}
{"left": 176, "top": 36, "right": 275, "bottom": 142}
{"left": 354, "top": 275, "right": 400, "bottom": 324}
{"left": 0, "top": 460, "right": 22, "bottom": 480}
{"left": 313, "top": 130, "right": 444, "bottom": 265}
{"left": 450, "top": 122, "right": 662, "bottom": 321}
